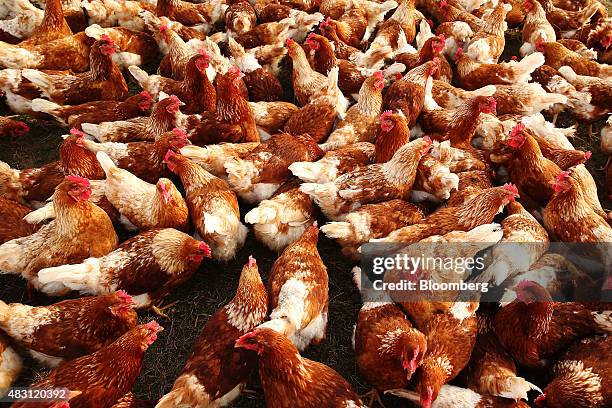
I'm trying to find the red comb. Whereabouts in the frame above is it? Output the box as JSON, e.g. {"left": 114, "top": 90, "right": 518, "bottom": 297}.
{"left": 556, "top": 171, "right": 570, "bottom": 181}
{"left": 503, "top": 183, "right": 519, "bottom": 196}
{"left": 143, "top": 320, "right": 162, "bottom": 333}
{"left": 198, "top": 48, "right": 209, "bottom": 58}
{"left": 115, "top": 290, "right": 134, "bottom": 305}
{"left": 510, "top": 122, "right": 525, "bottom": 136}
{"left": 437, "top": 34, "right": 446, "bottom": 42}
{"left": 172, "top": 128, "right": 188, "bottom": 138}
{"left": 65, "top": 175, "right": 90, "bottom": 187}
{"left": 286, "top": 38, "right": 295, "bottom": 46}
{"left": 423, "top": 136, "right": 432, "bottom": 145}
{"left": 248, "top": 255, "right": 256, "bottom": 267}
{"left": 380, "top": 110, "right": 393, "bottom": 120}
{"left": 164, "top": 150, "right": 176, "bottom": 163}
{"left": 373, "top": 71, "right": 384, "bottom": 80}
{"left": 70, "top": 128, "right": 84, "bottom": 137}
{"left": 584, "top": 150, "right": 592, "bottom": 160}
{"left": 139, "top": 91, "right": 151, "bottom": 100}
{"left": 535, "top": 394, "right": 546, "bottom": 408}
{"left": 454, "top": 47, "right": 463, "bottom": 61}
{"left": 160, "top": 25, "right": 169, "bottom": 32}
{"left": 198, "top": 241, "right": 212, "bottom": 257}
{"left": 427, "top": 19, "right": 433, "bottom": 27}
{"left": 169, "top": 95, "right": 181, "bottom": 104}
{"left": 100, "top": 34, "right": 113, "bottom": 43}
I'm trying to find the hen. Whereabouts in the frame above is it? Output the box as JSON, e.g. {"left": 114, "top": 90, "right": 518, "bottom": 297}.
{"left": 82, "top": 95, "right": 187, "bottom": 143}
{"left": 97, "top": 151, "right": 189, "bottom": 232}
{"left": 353, "top": 267, "right": 428, "bottom": 402}
{"left": 189, "top": 68, "right": 259, "bottom": 145}
{"left": 0, "top": 292, "right": 136, "bottom": 366}
{"left": 456, "top": 50, "right": 545, "bottom": 90}
{"left": 128, "top": 52, "right": 216, "bottom": 114}
{"left": 37, "top": 228, "right": 211, "bottom": 308}
{"left": 259, "top": 224, "right": 328, "bottom": 351}
{"left": 375, "top": 110, "right": 411, "bottom": 163}
{"left": 0, "top": 159, "right": 64, "bottom": 203}
{"left": 520, "top": 0, "right": 556, "bottom": 56}
{"left": 82, "top": 128, "right": 190, "bottom": 184}
{"left": 31, "top": 91, "right": 152, "bottom": 129}
{"left": 474, "top": 201, "right": 549, "bottom": 285}
{"left": 465, "top": 3, "right": 511, "bottom": 64}
{"left": 290, "top": 142, "right": 375, "bottom": 184}
{"left": 245, "top": 179, "right": 316, "bottom": 252}
{"left": 165, "top": 151, "right": 247, "bottom": 261}
{"left": 179, "top": 142, "right": 259, "bottom": 180}
{"left": 0, "top": 176, "right": 118, "bottom": 293}
{"left": 375, "top": 185, "right": 518, "bottom": 244}
{"left": 301, "top": 137, "right": 431, "bottom": 220}
{"left": 536, "top": 39, "right": 612, "bottom": 80}
{"left": 322, "top": 199, "right": 425, "bottom": 259}
{"left": 155, "top": 0, "right": 227, "bottom": 27}
{"left": 235, "top": 328, "right": 366, "bottom": 408}
{"left": 463, "top": 308, "right": 542, "bottom": 400}
{"left": 383, "top": 60, "right": 439, "bottom": 128}
{"left": 537, "top": 335, "right": 611, "bottom": 408}
{"left": 319, "top": 71, "right": 386, "bottom": 151}
{"left": 22, "top": 35, "right": 128, "bottom": 104}
{"left": 10, "top": 322, "right": 162, "bottom": 408}
{"left": 543, "top": 171, "right": 612, "bottom": 254}
{"left": 156, "top": 257, "right": 268, "bottom": 408}
{"left": 225, "top": 132, "right": 323, "bottom": 203}
{"left": 494, "top": 281, "right": 612, "bottom": 368}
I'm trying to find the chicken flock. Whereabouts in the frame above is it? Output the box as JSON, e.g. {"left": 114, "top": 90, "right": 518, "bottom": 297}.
{"left": 0, "top": 0, "right": 610, "bottom": 406}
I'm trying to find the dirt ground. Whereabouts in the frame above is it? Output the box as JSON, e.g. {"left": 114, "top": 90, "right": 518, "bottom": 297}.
{"left": 1, "top": 17, "right": 611, "bottom": 408}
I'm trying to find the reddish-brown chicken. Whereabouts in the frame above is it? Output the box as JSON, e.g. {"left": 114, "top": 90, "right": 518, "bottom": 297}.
{"left": 165, "top": 151, "right": 247, "bottom": 261}
{"left": 235, "top": 328, "right": 366, "bottom": 408}
{"left": 0, "top": 292, "right": 136, "bottom": 365}
{"left": 10, "top": 322, "right": 162, "bottom": 408}
{"left": 189, "top": 68, "right": 259, "bottom": 145}
{"left": 156, "top": 257, "right": 268, "bottom": 407}
{"left": 0, "top": 176, "right": 118, "bottom": 292}
{"left": 494, "top": 281, "right": 612, "bottom": 369}
{"left": 22, "top": 35, "right": 129, "bottom": 104}
{"left": 31, "top": 91, "right": 152, "bottom": 130}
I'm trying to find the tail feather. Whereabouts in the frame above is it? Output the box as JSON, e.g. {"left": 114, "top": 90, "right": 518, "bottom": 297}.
{"left": 0, "top": 43, "right": 40, "bottom": 69}
{"left": 36, "top": 260, "right": 101, "bottom": 293}
{"left": 81, "top": 123, "right": 104, "bottom": 141}
{"left": 127, "top": 65, "right": 149, "bottom": 87}
{"left": 30, "top": 98, "right": 62, "bottom": 118}
{"left": 593, "top": 310, "right": 612, "bottom": 333}
{"left": 244, "top": 206, "right": 277, "bottom": 224}
{"left": 513, "top": 52, "right": 545, "bottom": 82}
{"left": 0, "top": 298, "right": 9, "bottom": 322}
{"left": 497, "top": 376, "right": 542, "bottom": 400}
{"left": 351, "top": 46, "right": 393, "bottom": 69}
{"left": 82, "top": 139, "right": 104, "bottom": 153}
{"left": 21, "top": 69, "right": 53, "bottom": 95}
{"left": 320, "top": 222, "right": 353, "bottom": 239}
{"left": 23, "top": 202, "right": 55, "bottom": 224}
{"left": 84, "top": 24, "right": 107, "bottom": 40}
{"left": 288, "top": 161, "right": 327, "bottom": 183}
{"left": 96, "top": 151, "right": 118, "bottom": 177}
